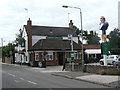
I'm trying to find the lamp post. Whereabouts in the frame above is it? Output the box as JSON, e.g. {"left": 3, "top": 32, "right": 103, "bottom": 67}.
{"left": 24, "top": 8, "right": 28, "bottom": 19}
{"left": 62, "top": 5, "right": 84, "bottom": 72}
{"left": 1, "top": 38, "right": 5, "bottom": 62}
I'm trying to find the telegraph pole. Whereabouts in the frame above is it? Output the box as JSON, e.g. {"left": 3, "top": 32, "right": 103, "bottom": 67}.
{"left": 1, "top": 38, "right": 3, "bottom": 62}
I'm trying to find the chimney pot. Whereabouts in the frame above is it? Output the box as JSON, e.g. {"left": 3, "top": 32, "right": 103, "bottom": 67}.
{"left": 69, "top": 20, "right": 74, "bottom": 29}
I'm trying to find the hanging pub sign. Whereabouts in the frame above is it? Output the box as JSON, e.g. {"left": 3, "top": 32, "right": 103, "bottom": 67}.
{"left": 46, "top": 36, "right": 63, "bottom": 40}
{"left": 18, "top": 40, "right": 25, "bottom": 47}
{"left": 70, "top": 51, "right": 75, "bottom": 62}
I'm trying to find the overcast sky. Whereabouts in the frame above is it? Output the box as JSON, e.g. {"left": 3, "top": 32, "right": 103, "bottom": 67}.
{"left": 0, "top": 0, "right": 119, "bottom": 46}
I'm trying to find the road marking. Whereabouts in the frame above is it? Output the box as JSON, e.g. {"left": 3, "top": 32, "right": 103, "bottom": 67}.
{"left": 8, "top": 73, "right": 16, "bottom": 77}
{"left": 20, "top": 77, "right": 37, "bottom": 85}
{"left": 20, "top": 78, "right": 25, "bottom": 81}
{"left": 27, "top": 80, "right": 37, "bottom": 85}
{"left": 14, "top": 80, "right": 21, "bottom": 83}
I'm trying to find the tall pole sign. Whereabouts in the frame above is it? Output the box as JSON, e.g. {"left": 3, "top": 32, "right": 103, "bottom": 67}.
{"left": 99, "top": 16, "right": 109, "bottom": 66}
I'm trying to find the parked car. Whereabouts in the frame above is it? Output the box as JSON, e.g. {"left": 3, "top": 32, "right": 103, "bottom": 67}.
{"left": 99, "top": 55, "right": 119, "bottom": 65}
{"left": 114, "top": 56, "right": 120, "bottom": 66}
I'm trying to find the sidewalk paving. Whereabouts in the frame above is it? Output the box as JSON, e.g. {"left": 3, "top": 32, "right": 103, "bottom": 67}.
{"left": 52, "top": 71, "right": 120, "bottom": 88}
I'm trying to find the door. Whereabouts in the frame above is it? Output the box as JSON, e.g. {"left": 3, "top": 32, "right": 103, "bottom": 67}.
{"left": 107, "top": 56, "right": 114, "bottom": 64}
{"left": 58, "top": 52, "right": 63, "bottom": 65}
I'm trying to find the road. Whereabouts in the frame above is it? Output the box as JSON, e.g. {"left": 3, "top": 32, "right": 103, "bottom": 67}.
{"left": 2, "top": 64, "right": 111, "bottom": 88}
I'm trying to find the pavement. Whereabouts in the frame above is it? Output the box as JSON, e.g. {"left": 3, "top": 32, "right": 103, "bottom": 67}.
{"left": 52, "top": 71, "right": 120, "bottom": 88}
{"left": 2, "top": 62, "right": 120, "bottom": 88}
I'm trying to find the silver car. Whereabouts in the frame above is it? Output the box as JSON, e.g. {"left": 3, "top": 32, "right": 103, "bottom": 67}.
{"left": 99, "top": 55, "right": 119, "bottom": 65}
{"left": 114, "top": 56, "right": 120, "bottom": 66}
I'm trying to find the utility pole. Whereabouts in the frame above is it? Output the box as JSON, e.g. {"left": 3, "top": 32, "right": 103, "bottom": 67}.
{"left": 62, "top": 5, "right": 84, "bottom": 72}
{"left": 1, "top": 38, "right": 3, "bottom": 62}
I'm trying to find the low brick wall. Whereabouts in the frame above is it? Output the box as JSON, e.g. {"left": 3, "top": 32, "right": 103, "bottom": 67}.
{"left": 4, "top": 57, "right": 13, "bottom": 64}
{"left": 86, "top": 65, "right": 120, "bottom": 75}
{"left": 65, "top": 63, "right": 120, "bottom": 75}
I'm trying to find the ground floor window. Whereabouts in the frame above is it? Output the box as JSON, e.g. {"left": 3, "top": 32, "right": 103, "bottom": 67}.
{"left": 74, "top": 52, "right": 81, "bottom": 60}
{"left": 46, "top": 52, "right": 53, "bottom": 61}
{"left": 55, "top": 52, "right": 57, "bottom": 60}
{"left": 35, "top": 52, "right": 39, "bottom": 61}
{"left": 65, "top": 52, "right": 69, "bottom": 58}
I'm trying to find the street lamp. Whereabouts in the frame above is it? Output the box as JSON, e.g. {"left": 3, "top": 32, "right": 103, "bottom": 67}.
{"left": 1, "top": 38, "right": 5, "bottom": 62}
{"left": 62, "top": 5, "right": 84, "bottom": 72}
{"left": 24, "top": 8, "right": 28, "bottom": 19}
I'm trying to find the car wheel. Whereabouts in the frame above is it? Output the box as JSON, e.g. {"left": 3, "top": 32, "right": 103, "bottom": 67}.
{"left": 30, "top": 61, "right": 34, "bottom": 67}
{"left": 38, "top": 62, "right": 42, "bottom": 68}
{"left": 100, "top": 61, "right": 104, "bottom": 65}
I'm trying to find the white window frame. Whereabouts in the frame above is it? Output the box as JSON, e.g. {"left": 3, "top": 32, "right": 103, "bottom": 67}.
{"left": 46, "top": 52, "right": 53, "bottom": 61}
{"left": 74, "top": 53, "right": 81, "bottom": 60}
{"left": 65, "top": 52, "right": 69, "bottom": 58}
{"left": 35, "top": 52, "right": 39, "bottom": 61}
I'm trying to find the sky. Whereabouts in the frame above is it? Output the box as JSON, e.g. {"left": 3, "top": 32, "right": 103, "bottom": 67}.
{"left": 0, "top": 0, "right": 119, "bottom": 46}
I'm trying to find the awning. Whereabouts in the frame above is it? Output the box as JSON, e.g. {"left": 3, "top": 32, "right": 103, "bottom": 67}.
{"left": 85, "top": 49, "right": 101, "bottom": 54}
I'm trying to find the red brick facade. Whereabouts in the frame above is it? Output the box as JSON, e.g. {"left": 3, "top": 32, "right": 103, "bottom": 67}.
{"left": 27, "top": 18, "right": 32, "bottom": 49}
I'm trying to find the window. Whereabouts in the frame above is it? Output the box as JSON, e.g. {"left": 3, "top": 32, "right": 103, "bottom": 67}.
{"left": 35, "top": 52, "right": 39, "bottom": 61}
{"left": 65, "top": 52, "right": 69, "bottom": 58}
{"left": 74, "top": 53, "right": 81, "bottom": 60}
{"left": 46, "top": 52, "right": 53, "bottom": 61}
{"left": 55, "top": 52, "right": 57, "bottom": 60}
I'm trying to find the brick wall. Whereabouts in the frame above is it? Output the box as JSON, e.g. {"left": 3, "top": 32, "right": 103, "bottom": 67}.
{"left": 4, "top": 56, "right": 13, "bottom": 64}
{"left": 46, "top": 60, "right": 58, "bottom": 66}
{"left": 65, "top": 63, "right": 120, "bottom": 74}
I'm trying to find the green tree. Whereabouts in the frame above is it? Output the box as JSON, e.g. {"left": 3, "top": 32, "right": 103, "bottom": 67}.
{"left": 3, "top": 43, "right": 15, "bottom": 57}
{"left": 108, "top": 28, "right": 120, "bottom": 54}
{"left": 14, "top": 29, "right": 24, "bottom": 44}
{"left": 73, "top": 26, "right": 100, "bottom": 45}
{"left": 109, "top": 28, "right": 120, "bottom": 48}
{"left": 86, "top": 31, "right": 100, "bottom": 45}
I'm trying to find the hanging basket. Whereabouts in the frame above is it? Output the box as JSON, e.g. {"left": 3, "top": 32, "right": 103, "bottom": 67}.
{"left": 14, "top": 50, "right": 18, "bottom": 53}
{"left": 22, "top": 49, "right": 26, "bottom": 52}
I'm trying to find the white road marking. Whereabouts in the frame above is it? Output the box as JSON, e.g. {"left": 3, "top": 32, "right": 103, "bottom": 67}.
{"left": 27, "top": 80, "right": 37, "bottom": 85}
{"left": 20, "top": 78, "right": 25, "bottom": 81}
{"left": 14, "top": 80, "right": 21, "bottom": 83}
{"left": 20, "top": 77, "right": 37, "bottom": 85}
{"left": 8, "top": 73, "right": 16, "bottom": 77}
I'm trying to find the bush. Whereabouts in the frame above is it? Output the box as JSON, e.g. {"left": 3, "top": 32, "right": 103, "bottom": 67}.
{"left": 100, "top": 70, "right": 107, "bottom": 75}
{"left": 110, "top": 48, "right": 120, "bottom": 55}
{"left": 108, "top": 71, "right": 120, "bottom": 75}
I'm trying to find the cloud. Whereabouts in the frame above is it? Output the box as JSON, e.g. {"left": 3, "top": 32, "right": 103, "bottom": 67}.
{"left": 0, "top": 0, "right": 119, "bottom": 46}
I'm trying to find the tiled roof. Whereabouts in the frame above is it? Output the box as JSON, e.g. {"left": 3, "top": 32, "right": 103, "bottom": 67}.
{"left": 83, "top": 44, "right": 101, "bottom": 49}
{"left": 24, "top": 25, "right": 77, "bottom": 37}
{"left": 28, "top": 39, "right": 82, "bottom": 51}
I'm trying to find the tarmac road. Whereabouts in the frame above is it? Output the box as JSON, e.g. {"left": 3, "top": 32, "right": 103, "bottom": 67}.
{"left": 2, "top": 63, "right": 111, "bottom": 89}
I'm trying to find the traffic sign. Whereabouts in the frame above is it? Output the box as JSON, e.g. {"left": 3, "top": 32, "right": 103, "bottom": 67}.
{"left": 70, "top": 52, "right": 75, "bottom": 62}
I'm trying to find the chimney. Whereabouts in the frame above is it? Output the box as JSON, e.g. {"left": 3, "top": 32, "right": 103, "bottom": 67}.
{"left": 69, "top": 20, "right": 74, "bottom": 29}
{"left": 27, "top": 18, "right": 32, "bottom": 49}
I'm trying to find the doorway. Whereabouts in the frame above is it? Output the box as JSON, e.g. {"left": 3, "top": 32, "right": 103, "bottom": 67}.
{"left": 58, "top": 52, "right": 63, "bottom": 65}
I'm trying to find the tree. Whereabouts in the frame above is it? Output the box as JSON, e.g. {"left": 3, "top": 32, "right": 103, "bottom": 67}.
{"left": 86, "top": 31, "right": 100, "bottom": 45}
{"left": 109, "top": 28, "right": 120, "bottom": 48}
{"left": 108, "top": 28, "right": 120, "bottom": 54}
{"left": 73, "top": 26, "right": 100, "bottom": 45}
{"left": 14, "top": 28, "right": 24, "bottom": 44}
{"left": 2, "top": 43, "right": 15, "bottom": 57}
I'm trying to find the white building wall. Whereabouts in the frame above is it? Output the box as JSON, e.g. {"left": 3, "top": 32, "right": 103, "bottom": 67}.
{"left": 32, "top": 36, "right": 46, "bottom": 45}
